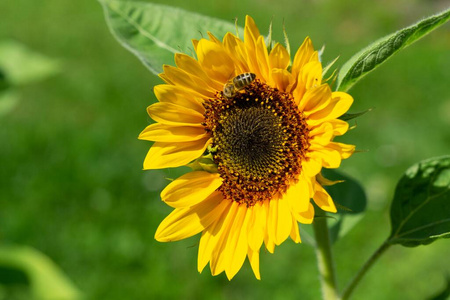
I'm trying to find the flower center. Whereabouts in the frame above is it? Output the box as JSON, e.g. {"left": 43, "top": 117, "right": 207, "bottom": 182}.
{"left": 203, "top": 80, "right": 310, "bottom": 206}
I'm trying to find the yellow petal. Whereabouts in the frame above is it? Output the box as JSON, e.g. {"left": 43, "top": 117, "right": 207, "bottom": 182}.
{"left": 162, "top": 65, "right": 215, "bottom": 98}
{"left": 248, "top": 247, "right": 261, "bottom": 280}
{"left": 262, "top": 200, "right": 275, "bottom": 253}
{"left": 271, "top": 69, "right": 293, "bottom": 92}
{"left": 210, "top": 201, "right": 240, "bottom": 276}
{"left": 245, "top": 15, "right": 261, "bottom": 42}
{"left": 301, "top": 61, "right": 323, "bottom": 90}
{"left": 244, "top": 16, "right": 263, "bottom": 80}
{"left": 147, "top": 102, "right": 204, "bottom": 126}
{"left": 307, "top": 91, "right": 354, "bottom": 124}
{"left": 139, "top": 123, "right": 207, "bottom": 142}
{"left": 154, "top": 84, "right": 205, "bottom": 112}
{"left": 328, "top": 119, "right": 350, "bottom": 136}
{"left": 284, "top": 179, "right": 310, "bottom": 215}
{"left": 247, "top": 202, "right": 265, "bottom": 251}
{"left": 192, "top": 39, "right": 199, "bottom": 52}
{"left": 291, "top": 37, "right": 315, "bottom": 80}
{"left": 207, "top": 31, "right": 222, "bottom": 44}
{"left": 299, "top": 84, "right": 331, "bottom": 114}
{"left": 268, "top": 197, "right": 292, "bottom": 245}
{"left": 143, "top": 138, "right": 210, "bottom": 169}
{"left": 158, "top": 72, "right": 173, "bottom": 85}
{"left": 197, "top": 202, "right": 232, "bottom": 273}
{"left": 161, "top": 172, "right": 223, "bottom": 208}
{"left": 313, "top": 184, "right": 337, "bottom": 213}
{"left": 295, "top": 202, "right": 315, "bottom": 224}
{"left": 328, "top": 142, "right": 355, "bottom": 159}
{"left": 309, "top": 123, "right": 334, "bottom": 146}
{"left": 155, "top": 192, "right": 229, "bottom": 242}
{"left": 255, "top": 35, "right": 270, "bottom": 81}
{"left": 223, "top": 32, "right": 249, "bottom": 74}
{"left": 269, "top": 43, "right": 290, "bottom": 70}
{"left": 174, "top": 53, "right": 222, "bottom": 91}
{"left": 290, "top": 216, "right": 301, "bottom": 243}
{"left": 224, "top": 205, "right": 251, "bottom": 280}
{"left": 308, "top": 146, "right": 342, "bottom": 168}
{"left": 302, "top": 157, "right": 322, "bottom": 177}
{"left": 196, "top": 39, "right": 235, "bottom": 84}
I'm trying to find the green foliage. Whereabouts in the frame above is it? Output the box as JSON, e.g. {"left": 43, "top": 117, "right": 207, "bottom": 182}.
{"left": 388, "top": 156, "right": 450, "bottom": 247}
{"left": 100, "top": 0, "right": 241, "bottom": 75}
{"left": 1, "top": 0, "right": 449, "bottom": 299}
{"left": 0, "top": 40, "right": 60, "bottom": 116}
{"left": 0, "top": 245, "right": 82, "bottom": 300}
{"left": 336, "top": 9, "right": 450, "bottom": 92}
{"left": 321, "top": 169, "right": 367, "bottom": 244}
{"left": 0, "top": 40, "right": 59, "bottom": 86}
{"left": 338, "top": 108, "right": 372, "bottom": 122}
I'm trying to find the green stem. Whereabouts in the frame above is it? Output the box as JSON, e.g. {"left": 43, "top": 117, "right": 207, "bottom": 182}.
{"left": 339, "top": 241, "right": 391, "bottom": 300}
{"left": 312, "top": 208, "right": 338, "bottom": 300}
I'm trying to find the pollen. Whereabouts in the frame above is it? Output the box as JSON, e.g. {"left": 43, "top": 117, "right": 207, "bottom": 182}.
{"left": 203, "top": 80, "right": 310, "bottom": 206}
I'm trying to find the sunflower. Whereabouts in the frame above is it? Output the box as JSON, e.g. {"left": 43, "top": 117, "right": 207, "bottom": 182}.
{"left": 139, "top": 16, "right": 355, "bottom": 280}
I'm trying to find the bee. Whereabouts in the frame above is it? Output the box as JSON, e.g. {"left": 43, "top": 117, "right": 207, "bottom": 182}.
{"left": 223, "top": 72, "right": 256, "bottom": 98}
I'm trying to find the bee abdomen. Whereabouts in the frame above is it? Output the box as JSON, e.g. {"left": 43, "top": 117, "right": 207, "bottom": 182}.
{"left": 233, "top": 73, "right": 256, "bottom": 89}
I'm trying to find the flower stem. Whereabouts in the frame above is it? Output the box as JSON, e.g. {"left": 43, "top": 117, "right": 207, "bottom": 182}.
{"left": 339, "top": 240, "right": 391, "bottom": 300}
{"left": 312, "top": 208, "right": 338, "bottom": 300}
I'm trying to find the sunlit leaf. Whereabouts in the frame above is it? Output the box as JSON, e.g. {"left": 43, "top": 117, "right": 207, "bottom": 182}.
{"left": 100, "top": 0, "right": 242, "bottom": 75}
{"left": 0, "top": 40, "right": 60, "bottom": 86}
{"left": 336, "top": 9, "right": 450, "bottom": 92}
{"left": 388, "top": 155, "right": 450, "bottom": 247}
{"left": 0, "top": 245, "right": 82, "bottom": 300}
{"left": 321, "top": 169, "right": 367, "bottom": 244}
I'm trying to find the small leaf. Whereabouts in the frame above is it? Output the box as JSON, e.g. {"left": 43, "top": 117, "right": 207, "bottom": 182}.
{"left": 389, "top": 155, "right": 450, "bottom": 247}
{"left": 336, "top": 9, "right": 450, "bottom": 92}
{"left": 100, "top": 0, "right": 242, "bottom": 75}
{"left": 321, "top": 169, "right": 367, "bottom": 243}
{"left": 338, "top": 108, "right": 373, "bottom": 121}
{"left": 0, "top": 40, "right": 60, "bottom": 86}
{"left": 0, "top": 245, "right": 82, "bottom": 300}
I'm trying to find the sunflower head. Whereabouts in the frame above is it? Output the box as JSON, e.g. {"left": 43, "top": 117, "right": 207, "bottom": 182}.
{"left": 139, "top": 16, "right": 355, "bottom": 280}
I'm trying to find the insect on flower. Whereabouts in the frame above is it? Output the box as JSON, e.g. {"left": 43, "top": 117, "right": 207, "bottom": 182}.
{"left": 223, "top": 72, "right": 256, "bottom": 98}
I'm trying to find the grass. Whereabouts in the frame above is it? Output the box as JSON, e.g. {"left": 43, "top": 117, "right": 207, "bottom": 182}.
{"left": 0, "top": 0, "right": 449, "bottom": 299}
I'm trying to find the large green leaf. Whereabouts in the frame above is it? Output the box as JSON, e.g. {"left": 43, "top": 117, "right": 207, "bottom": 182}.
{"left": 0, "top": 245, "right": 82, "bottom": 300}
{"left": 321, "top": 169, "right": 367, "bottom": 244}
{"left": 0, "top": 40, "right": 60, "bottom": 86}
{"left": 100, "top": 0, "right": 241, "bottom": 75}
{"left": 336, "top": 9, "right": 450, "bottom": 92}
{"left": 388, "top": 155, "right": 450, "bottom": 247}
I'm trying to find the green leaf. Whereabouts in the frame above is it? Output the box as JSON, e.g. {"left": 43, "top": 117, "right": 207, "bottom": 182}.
{"left": 100, "top": 0, "right": 242, "bottom": 75}
{"left": 338, "top": 108, "right": 372, "bottom": 121}
{"left": 336, "top": 9, "right": 450, "bottom": 92}
{"left": 0, "top": 40, "right": 60, "bottom": 86}
{"left": 321, "top": 169, "right": 367, "bottom": 243}
{"left": 388, "top": 155, "right": 450, "bottom": 247}
{"left": 0, "top": 245, "right": 82, "bottom": 300}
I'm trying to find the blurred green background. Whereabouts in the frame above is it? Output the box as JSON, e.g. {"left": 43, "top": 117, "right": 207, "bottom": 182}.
{"left": 0, "top": 0, "right": 449, "bottom": 299}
